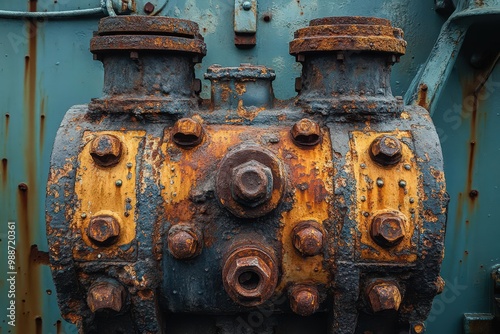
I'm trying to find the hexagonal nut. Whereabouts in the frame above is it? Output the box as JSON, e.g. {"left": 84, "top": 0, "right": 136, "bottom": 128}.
{"left": 369, "top": 135, "right": 402, "bottom": 166}
{"left": 370, "top": 212, "right": 405, "bottom": 247}
{"left": 167, "top": 225, "right": 202, "bottom": 260}
{"left": 289, "top": 285, "right": 320, "bottom": 316}
{"left": 90, "top": 134, "right": 123, "bottom": 167}
{"left": 290, "top": 118, "right": 321, "bottom": 146}
{"left": 231, "top": 160, "right": 273, "bottom": 207}
{"left": 367, "top": 282, "right": 402, "bottom": 312}
{"left": 87, "top": 280, "right": 127, "bottom": 313}
{"left": 292, "top": 221, "right": 324, "bottom": 257}
{"left": 172, "top": 118, "right": 204, "bottom": 147}
{"left": 87, "top": 215, "right": 120, "bottom": 245}
{"left": 226, "top": 256, "right": 272, "bottom": 300}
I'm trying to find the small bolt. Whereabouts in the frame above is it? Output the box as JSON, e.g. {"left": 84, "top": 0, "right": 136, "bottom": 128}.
{"left": 409, "top": 197, "right": 415, "bottom": 204}
{"left": 360, "top": 196, "right": 366, "bottom": 202}
{"left": 360, "top": 163, "right": 367, "bottom": 169}
{"left": 399, "top": 180, "right": 406, "bottom": 188}
{"left": 90, "top": 134, "right": 123, "bottom": 167}
{"left": 369, "top": 135, "right": 403, "bottom": 166}
{"left": 363, "top": 212, "right": 369, "bottom": 217}
{"left": 292, "top": 221, "right": 324, "bottom": 257}
{"left": 289, "top": 285, "right": 320, "bottom": 316}
{"left": 87, "top": 280, "right": 126, "bottom": 313}
{"left": 143, "top": 2, "right": 155, "bottom": 14}
{"left": 290, "top": 118, "right": 321, "bottom": 147}
{"left": 404, "top": 164, "right": 411, "bottom": 170}
{"left": 370, "top": 212, "right": 405, "bottom": 247}
{"left": 172, "top": 118, "right": 204, "bottom": 147}
{"left": 367, "top": 282, "right": 402, "bottom": 312}
{"left": 231, "top": 160, "right": 273, "bottom": 207}
{"left": 242, "top": 1, "right": 252, "bottom": 10}
{"left": 376, "top": 178, "right": 384, "bottom": 187}
{"left": 87, "top": 215, "right": 120, "bottom": 245}
{"left": 126, "top": 162, "right": 133, "bottom": 168}
{"left": 469, "top": 189, "right": 479, "bottom": 199}
{"left": 262, "top": 13, "right": 272, "bottom": 22}
{"left": 167, "top": 224, "right": 202, "bottom": 260}
{"left": 115, "top": 179, "right": 122, "bottom": 187}
{"left": 81, "top": 213, "right": 87, "bottom": 219}
{"left": 18, "top": 183, "right": 28, "bottom": 191}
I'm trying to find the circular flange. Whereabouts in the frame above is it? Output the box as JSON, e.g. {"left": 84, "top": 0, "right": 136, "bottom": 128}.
{"left": 96, "top": 16, "right": 202, "bottom": 39}
{"left": 90, "top": 16, "right": 206, "bottom": 59}
{"left": 216, "top": 146, "right": 285, "bottom": 218}
{"left": 290, "top": 16, "right": 406, "bottom": 56}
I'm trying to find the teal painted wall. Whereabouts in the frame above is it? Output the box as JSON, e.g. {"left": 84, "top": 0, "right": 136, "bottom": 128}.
{"left": 0, "top": 1, "right": 498, "bottom": 333}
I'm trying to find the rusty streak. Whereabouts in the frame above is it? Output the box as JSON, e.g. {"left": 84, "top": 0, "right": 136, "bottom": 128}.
{"left": 18, "top": 0, "right": 42, "bottom": 332}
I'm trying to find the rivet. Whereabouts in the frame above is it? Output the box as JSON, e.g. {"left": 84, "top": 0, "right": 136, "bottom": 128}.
{"left": 81, "top": 213, "right": 87, "bottom": 219}
{"left": 363, "top": 212, "right": 369, "bottom": 217}
{"left": 376, "top": 178, "right": 384, "bottom": 187}
{"left": 242, "top": 1, "right": 252, "bottom": 10}
{"left": 360, "top": 196, "right": 366, "bottom": 202}
{"left": 115, "top": 179, "right": 123, "bottom": 187}
{"left": 410, "top": 208, "right": 415, "bottom": 214}
{"left": 399, "top": 180, "right": 406, "bottom": 188}
{"left": 409, "top": 197, "right": 415, "bottom": 204}
{"left": 124, "top": 212, "right": 130, "bottom": 217}
{"left": 404, "top": 164, "right": 411, "bottom": 170}
{"left": 360, "top": 163, "right": 367, "bottom": 169}
{"left": 126, "top": 162, "right": 133, "bottom": 168}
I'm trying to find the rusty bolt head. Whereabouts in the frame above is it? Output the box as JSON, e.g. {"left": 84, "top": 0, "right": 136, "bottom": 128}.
{"left": 172, "top": 118, "right": 204, "bottom": 147}
{"left": 367, "top": 282, "right": 402, "bottom": 312}
{"left": 87, "top": 215, "right": 120, "bottom": 245}
{"left": 87, "top": 280, "right": 127, "bottom": 313}
{"left": 370, "top": 212, "right": 405, "bottom": 248}
{"left": 90, "top": 134, "right": 123, "bottom": 167}
{"left": 292, "top": 221, "right": 324, "bottom": 257}
{"left": 289, "top": 285, "right": 320, "bottom": 316}
{"left": 369, "top": 135, "right": 403, "bottom": 166}
{"left": 167, "top": 224, "right": 202, "bottom": 260}
{"left": 231, "top": 160, "right": 273, "bottom": 207}
{"left": 143, "top": 2, "right": 155, "bottom": 14}
{"left": 290, "top": 118, "right": 321, "bottom": 147}
{"left": 223, "top": 246, "right": 278, "bottom": 306}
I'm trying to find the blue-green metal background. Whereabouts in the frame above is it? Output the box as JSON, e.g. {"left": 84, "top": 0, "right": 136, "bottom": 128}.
{"left": 0, "top": 1, "right": 498, "bottom": 333}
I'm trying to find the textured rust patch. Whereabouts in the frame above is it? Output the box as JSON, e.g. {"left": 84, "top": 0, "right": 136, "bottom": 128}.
{"left": 29, "top": 244, "right": 50, "bottom": 266}
{"left": 349, "top": 131, "right": 419, "bottom": 263}
{"left": 417, "top": 83, "right": 429, "bottom": 110}
{"left": 1, "top": 158, "right": 7, "bottom": 186}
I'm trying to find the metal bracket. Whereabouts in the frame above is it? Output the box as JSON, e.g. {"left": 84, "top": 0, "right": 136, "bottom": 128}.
{"left": 234, "top": 0, "right": 257, "bottom": 48}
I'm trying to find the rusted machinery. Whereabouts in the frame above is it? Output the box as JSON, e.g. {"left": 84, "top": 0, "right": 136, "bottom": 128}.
{"left": 46, "top": 15, "right": 448, "bottom": 334}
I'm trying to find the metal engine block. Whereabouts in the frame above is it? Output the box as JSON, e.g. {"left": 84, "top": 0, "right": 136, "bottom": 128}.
{"left": 46, "top": 15, "right": 448, "bottom": 334}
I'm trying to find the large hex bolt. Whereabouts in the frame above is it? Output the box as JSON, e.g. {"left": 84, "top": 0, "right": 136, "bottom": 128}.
{"left": 370, "top": 212, "right": 405, "bottom": 248}
{"left": 367, "top": 282, "right": 402, "bottom": 312}
{"left": 90, "top": 134, "right": 123, "bottom": 167}
{"left": 290, "top": 118, "right": 321, "bottom": 147}
{"left": 292, "top": 221, "right": 324, "bottom": 257}
{"left": 172, "top": 118, "right": 204, "bottom": 147}
{"left": 167, "top": 224, "right": 202, "bottom": 260}
{"left": 87, "top": 215, "right": 120, "bottom": 246}
{"left": 289, "top": 285, "right": 320, "bottom": 316}
{"left": 369, "top": 135, "right": 403, "bottom": 166}
{"left": 87, "top": 279, "right": 127, "bottom": 313}
{"left": 231, "top": 160, "right": 273, "bottom": 207}
{"left": 222, "top": 246, "right": 278, "bottom": 306}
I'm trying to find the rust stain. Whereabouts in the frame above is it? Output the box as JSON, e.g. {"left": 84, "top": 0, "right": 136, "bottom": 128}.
{"left": 416, "top": 83, "right": 429, "bottom": 110}
{"left": 29, "top": 244, "right": 50, "bottom": 266}
{"left": 40, "top": 97, "right": 46, "bottom": 151}
{"left": 17, "top": 1, "right": 42, "bottom": 331}
{"left": 1, "top": 158, "right": 7, "bottom": 186}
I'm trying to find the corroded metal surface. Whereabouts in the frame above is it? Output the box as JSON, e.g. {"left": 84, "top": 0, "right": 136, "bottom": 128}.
{"left": 46, "top": 15, "right": 447, "bottom": 334}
